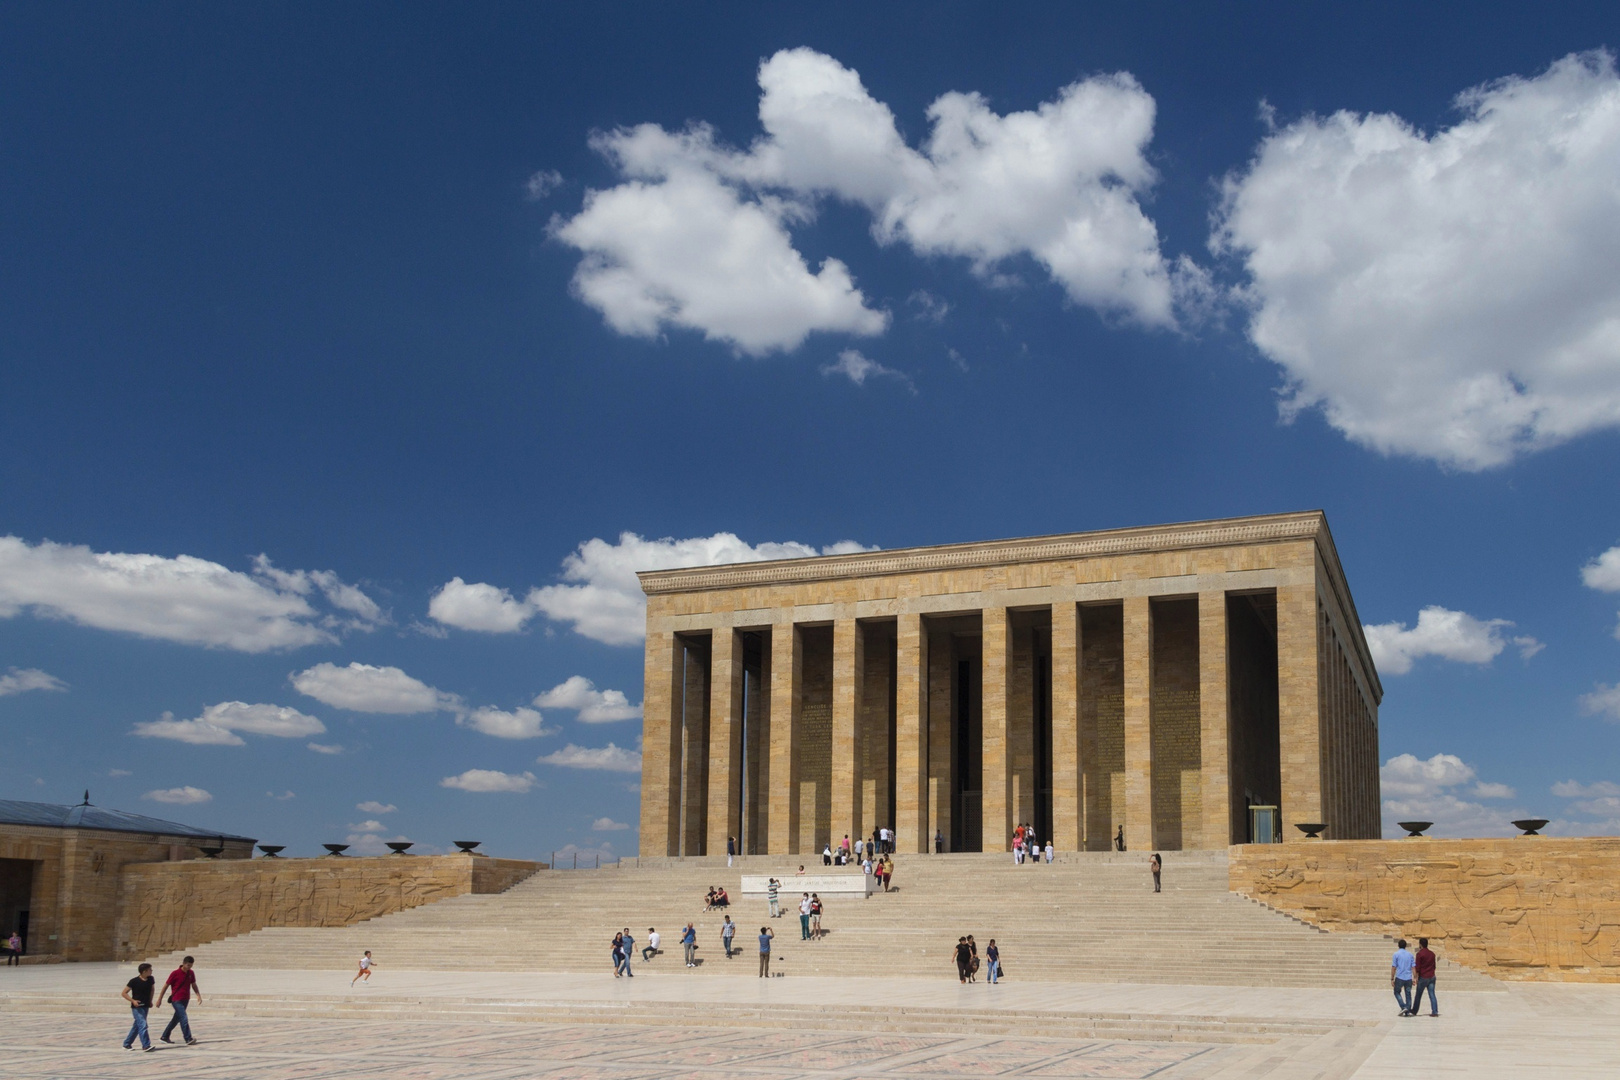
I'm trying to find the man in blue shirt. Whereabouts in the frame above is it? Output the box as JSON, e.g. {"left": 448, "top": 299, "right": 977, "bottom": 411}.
{"left": 619, "top": 928, "right": 634, "bottom": 977}
{"left": 1390, "top": 939, "right": 1416, "bottom": 1015}
{"left": 757, "top": 926, "right": 773, "bottom": 977}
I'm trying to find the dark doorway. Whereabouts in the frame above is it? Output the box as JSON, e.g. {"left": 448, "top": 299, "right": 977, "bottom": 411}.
{"left": 1228, "top": 592, "right": 1281, "bottom": 843}
{"left": 0, "top": 858, "right": 34, "bottom": 953}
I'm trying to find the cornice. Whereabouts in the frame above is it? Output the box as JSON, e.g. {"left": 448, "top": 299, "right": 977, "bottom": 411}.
{"left": 638, "top": 511, "right": 1326, "bottom": 595}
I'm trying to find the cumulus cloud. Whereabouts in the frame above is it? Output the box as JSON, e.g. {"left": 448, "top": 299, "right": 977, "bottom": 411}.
{"left": 1584, "top": 545, "right": 1620, "bottom": 592}
{"left": 435, "top": 531, "right": 873, "bottom": 646}
{"left": 822, "top": 349, "right": 915, "bottom": 392}
{"left": 0, "top": 537, "right": 383, "bottom": 652}
{"left": 537, "top": 742, "right": 643, "bottom": 773}
{"left": 345, "top": 831, "right": 412, "bottom": 855}
{"left": 457, "top": 705, "right": 555, "bottom": 740}
{"left": 534, "top": 676, "right": 641, "bottom": 723}
{"left": 356, "top": 801, "right": 397, "bottom": 814}
{"left": 1379, "top": 753, "right": 1524, "bottom": 838}
{"left": 553, "top": 48, "right": 1197, "bottom": 355}
{"left": 1215, "top": 51, "right": 1620, "bottom": 469}
{"left": 428, "top": 578, "right": 536, "bottom": 633}
{"left": 1363, "top": 606, "right": 1539, "bottom": 675}
{"left": 132, "top": 701, "right": 326, "bottom": 746}
{"left": 440, "top": 768, "right": 537, "bottom": 793}
{"left": 591, "top": 817, "right": 630, "bottom": 831}
{"left": 348, "top": 819, "right": 386, "bottom": 833}
{"left": 1580, "top": 683, "right": 1620, "bottom": 721}
{"left": 525, "top": 168, "right": 564, "bottom": 199}
{"left": 143, "top": 786, "right": 212, "bottom": 805}
{"left": 291, "top": 662, "right": 460, "bottom": 714}
{"left": 0, "top": 667, "right": 66, "bottom": 697}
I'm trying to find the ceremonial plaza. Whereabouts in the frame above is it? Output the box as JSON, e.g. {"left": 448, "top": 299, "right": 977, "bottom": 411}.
{"left": 4, "top": 514, "right": 1620, "bottom": 1079}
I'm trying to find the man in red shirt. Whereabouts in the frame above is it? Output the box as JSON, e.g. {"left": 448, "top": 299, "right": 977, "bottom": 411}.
{"left": 1414, "top": 937, "right": 1440, "bottom": 1017}
{"left": 158, "top": 955, "right": 202, "bottom": 1045}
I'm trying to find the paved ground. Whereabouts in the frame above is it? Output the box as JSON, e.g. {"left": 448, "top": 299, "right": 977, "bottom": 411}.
{"left": 2, "top": 965, "right": 1617, "bottom": 1078}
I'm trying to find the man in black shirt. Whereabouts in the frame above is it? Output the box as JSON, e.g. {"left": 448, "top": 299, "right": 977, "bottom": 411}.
{"left": 121, "top": 963, "right": 156, "bottom": 1051}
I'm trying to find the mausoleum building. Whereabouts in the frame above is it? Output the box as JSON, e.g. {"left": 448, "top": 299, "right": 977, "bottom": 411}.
{"left": 638, "top": 511, "right": 1381, "bottom": 857}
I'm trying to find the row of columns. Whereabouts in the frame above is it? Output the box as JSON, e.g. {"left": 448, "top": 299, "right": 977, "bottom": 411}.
{"left": 642, "top": 584, "right": 1330, "bottom": 855}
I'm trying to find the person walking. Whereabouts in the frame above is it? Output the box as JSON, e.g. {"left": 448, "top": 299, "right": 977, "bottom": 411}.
{"left": 758, "top": 926, "right": 774, "bottom": 977}
{"left": 1026, "top": 825, "right": 1038, "bottom": 866}
{"left": 1114, "top": 825, "right": 1126, "bottom": 852}
{"left": 727, "top": 835, "right": 736, "bottom": 868}
{"left": 954, "top": 936, "right": 973, "bottom": 984}
{"left": 822, "top": 843, "right": 833, "bottom": 867}
{"left": 1149, "top": 853, "right": 1162, "bottom": 893}
{"left": 966, "top": 935, "right": 979, "bottom": 982}
{"left": 620, "top": 928, "right": 635, "bottom": 977}
{"left": 121, "top": 962, "right": 156, "bottom": 1051}
{"left": 1414, "top": 938, "right": 1440, "bottom": 1017}
{"left": 351, "top": 950, "right": 375, "bottom": 986}
{"left": 681, "top": 922, "right": 698, "bottom": 967}
{"left": 611, "top": 932, "right": 626, "bottom": 976}
{"left": 1391, "top": 938, "right": 1417, "bottom": 1015}
{"left": 767, "top": 877, "right": 781, "bottom": 918}
{"left": 158, "top": 955, "right": 201, "bottom": 1045}
{"left": 882, "top": 854, "right": 895, "bottom": 893}
{"left": 809, "top": 893, "right": 822, "bottom": 940}
{"left": 1044, "top": 841, "right": 1054, "bottom": 864}
{"left": 722, "top": 915, "right": 735, "bottom": 958}
{"left": 799, "top": 893, "right": 812, "bottom": 940}
{"left": 985, "top": 939, "right": 1000, "bottom": 984}
{"left": 934, "top": 828, "right": 944, "bottom": 853}
{"left": 642, "top": 928, "right": 661, "bottom": 961}
{"left": 5, "top": 929, "right": 20, "bottom": 966}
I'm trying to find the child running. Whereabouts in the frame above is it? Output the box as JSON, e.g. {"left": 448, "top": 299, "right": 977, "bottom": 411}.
{"left": 352, "top": 950, "right": 376, "bottom": 986}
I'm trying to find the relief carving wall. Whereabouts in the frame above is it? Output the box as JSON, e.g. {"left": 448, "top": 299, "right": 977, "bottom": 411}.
{"left": 116, "top": 855, "right": 541, "bottom": 960}
{"left": 1231, "top": 838, "right": 1620, "bottom": 982}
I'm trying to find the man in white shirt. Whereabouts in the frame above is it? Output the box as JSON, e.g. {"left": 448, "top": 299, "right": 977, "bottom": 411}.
{"left": 641, "top": 928, "right": 660, "bottom": 961}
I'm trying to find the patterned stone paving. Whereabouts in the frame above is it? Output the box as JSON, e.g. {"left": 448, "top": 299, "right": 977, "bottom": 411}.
{"left": 0, "top": 1013, "right": 1229, "bottom": 1079}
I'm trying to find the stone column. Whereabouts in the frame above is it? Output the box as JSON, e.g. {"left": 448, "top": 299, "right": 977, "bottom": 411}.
{"left": 830, "top": 618, "right": 864, "bottom": 855}
{"left": 639, "top": 630, "right": 684, "bottom": 856}
{"left": 1122, "top": 595, "right": 1154, "bottom": 853}
{"left": 981, "top": 606, "right": 1011, "bottom": 853}
{"left": 1050, "top": 602, "right": 1082, "bottom": 852}
{"left": 767, "top": 623, "right": 802, "bottom": 854}
{"left": 706, "top": 627, "right": 743, "bottom": 858}
{"left": 1277, "top": 581, "right": 1324, "bottom": 839}
{"left": 1198, "top": 591, "right": 1231, "bottom": 849}
{"left": 895, "top": 612, "right": 928, "bottom": 854}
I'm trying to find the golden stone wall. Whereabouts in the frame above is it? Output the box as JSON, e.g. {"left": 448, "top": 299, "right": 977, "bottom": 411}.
{"left": 1231, "top": 838, "right": 1620, "bottom": 982}
{"left": 115, "top": 854, "right": 541, "bottom": 961}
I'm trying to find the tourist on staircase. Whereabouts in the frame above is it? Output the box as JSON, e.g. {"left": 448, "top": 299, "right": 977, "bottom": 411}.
{"left": 757, "top": 926, "right": 773, "bottom": 977}
{"left": 642, "top": 928, "right": 660, "bottom": 961}
{"left": 722, "top": 915, "right": 735, "bottom": 958}
{"left": 681, "top": 922, "right": 698, "bottom": 967}
{"left": 620, "top": 929, "right": 635, "bottom": 976}
{"left": 986, "top": 939, "right": 1001, "bottom": 984}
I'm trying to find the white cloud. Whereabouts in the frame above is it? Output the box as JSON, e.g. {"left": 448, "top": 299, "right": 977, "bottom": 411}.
{"left": 291, "top": 662, "right": 459, "bottom": 714}
{"left": 533, "top": 676, "right": 641, "bottom": 723}
{"left": 458, "top": 705, "right": 555, "bottom": 740}
{"left": 1584, "top": 545, "right": 1620, "bottom": 592}
{"left": 1580, "top": 683, "right": 1620, "bottom": 721}
{"left": 1379, "top": 753, "right": 1523, "bottom": 838}
{"left": 143, "top": 786, "right": 212, "bottom": 805}
{"left": 822, "top": 349, "right": 915, "bottom": 392}
{"left": 356, "top": 800, "right": 397, "bottom": 814}
{"left": 1552, "top": 779, "right": 1620, "bottom": 799}
{"left": 591, "top": 817, "right": 630, "bottom": 831}
{"left": 527, "top": 531, "right": 875, "bottom": 646}
{"left": 307, "top": 742, "right": 344, "bottom": 755}
{"left": 428, "top": 578, "right": 536, "bottom": 633}
{"left": 108, "top": 769, "right": 132, "bottom": 778}
{"left": 525, "top": 168, "right": 563, "bottom": 199}
{"left": 554, "top": 48, "right": 1197, "bottom": 356}
{"left": 1214, "top": 51, "right": 1620, "bottom": 469}
{"left": 553, "top": 162, "right": 888, "bottom": 355}
{"left": 132, "top": 701, "right": 326, "bottom": 746}
{"left": 1363, "top": 606, "right": 1535, "bottom": 675}
{"left": 537, "top": 742, "right": 643, "bottom": 773}
{"left": 0, "top": 667, "right": 66, "bottom": 697}
{"left": 347, "top": 819, "right": 386, "bottom": 833}
{"left": 0, "top": 537, "right": 382, "bottom": 652}
{"left": 440, "top": 768, "right": 537, "bottom": 793}
{"left": 908, "top": 290, "right": 950, "bottom": 323}
{"left": 345, "top": 831, "right": 411, "bottom": 855}
{"left": 268, "top": 790, "right": 295, "bottom": 800}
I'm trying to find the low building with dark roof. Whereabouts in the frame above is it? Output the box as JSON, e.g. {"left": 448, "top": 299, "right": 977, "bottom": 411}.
{"left": 0, "top": 798, "right": 254, "bottom": 961}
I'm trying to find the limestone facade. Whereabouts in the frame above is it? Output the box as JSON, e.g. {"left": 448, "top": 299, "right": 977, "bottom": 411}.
{"left": 639, "top": 511, "right": 1382, "bottom": 856}
{"left": 1232, "top": 837, "right": 1620, "bottom": 981}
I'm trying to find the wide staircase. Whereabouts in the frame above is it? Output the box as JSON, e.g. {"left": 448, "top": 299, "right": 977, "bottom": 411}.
{"left": 151, "top": 851, "right": 1495, "bottom": 990}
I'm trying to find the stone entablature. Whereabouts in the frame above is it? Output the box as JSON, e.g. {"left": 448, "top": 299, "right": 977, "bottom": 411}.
{"left": 638, "top": 512, "right": 1383, "bottom": 860}
{"left": 1232, "top": 837, "right": 1620, "bottom": 982}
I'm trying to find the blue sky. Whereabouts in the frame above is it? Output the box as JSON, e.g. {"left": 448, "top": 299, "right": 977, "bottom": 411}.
{"left": 4, "top": 3, "right": 1620, "bottom": 857}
